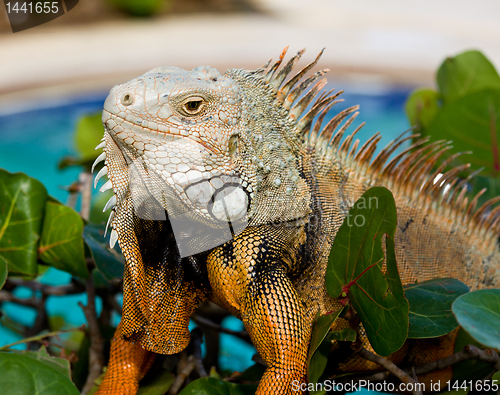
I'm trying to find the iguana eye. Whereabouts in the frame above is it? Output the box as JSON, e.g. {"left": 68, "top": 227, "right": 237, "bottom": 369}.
{"left": 181, "top": 97, "right": 205, "bottom": 115}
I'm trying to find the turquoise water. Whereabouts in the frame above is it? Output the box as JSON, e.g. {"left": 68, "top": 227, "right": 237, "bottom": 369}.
{"left": 0, "top": 84, "right": 411, "bottom": 391}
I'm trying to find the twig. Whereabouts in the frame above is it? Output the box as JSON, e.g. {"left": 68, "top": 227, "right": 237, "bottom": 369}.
{"left": 5, "top": 278, "right": 85, "bottom": 295}
{"left": 0, "top": 314, "right": 28, "bottom": 335}
{"left": 0, "top": 325, "right": 85, "bottom": 351}
{"left": 191, "top": 314, "right": 250, "bottom": 341}
{"left": 80, "top": 171, "right": 93, "bottom": 221}
{"left": 80, "top": 276, "right": 105, "bottom": 395}
{"left": 351, "top": 345, "right": 500, "bottom": 385}
{"left": 169, "top": 352, "right": 196, "bottom": 395}
{"left": 65, "top": 181, "right": 80, "bottom": 210}
{"left": 97, "top": 290, "right": 122, "bottom": 316}
{"left": 25, "top": 293, "right": 49, "bottom": 348}
{"left": 0, "top": 291, "right": 39, "bottom": 306}
{"left": 411, "top": 344, "right": 500, "bottom": 375}
{"left": 358, "top": 347, "right": 423, "bottom": 395}
{"left": 191, "top": 327, "right": 207, "bottom": 377}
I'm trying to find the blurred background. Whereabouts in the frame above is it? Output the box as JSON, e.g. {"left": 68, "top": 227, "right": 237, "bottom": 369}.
{"left": 1, "top": 0, "right": 500, "bottom": 392}
{"left": 2, "top": 0, "right": 500, "bottom": 101}
{"left": 2, "top": 0, "right": 500, "bottom": 201}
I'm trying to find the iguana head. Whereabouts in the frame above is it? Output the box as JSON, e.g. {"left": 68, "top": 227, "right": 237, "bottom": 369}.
{"left": 97, "top": 50, "right": 332, "bottom": 252}
{"left": 101, "top": 65, "right": 250, "bottom": 231}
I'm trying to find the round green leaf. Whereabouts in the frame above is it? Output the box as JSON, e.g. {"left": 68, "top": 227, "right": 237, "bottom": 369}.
{"left": 179, "top": 377, "right": 257, "bottom": 395}
{"left": 83, "top": 224, "right": 124, "bottom": 280}
{"left": 38, "top": 201, "right": 88, "bottom": 279}
{"left": 406, "top": 278, "right": 469, "bottom": 339}
{"left": 405, "top": 88, "right": 441, "bottom": 130}
{"left": 74, "top": 112, "right": 105, "bottom": 162}
{"left": 0, "top": 352, "right": 79, "bottom": 395}
{"left": 0, "top": 170, "right": 48, "bottom": 276}
{"left": 0, "top": 256, "right": 7, "bottom": 290}
{"left": 425, "top": 88, "right": 500, "bottom": 175}
{"left": 437, "top": 50, "right": 500, "bottom": 104}
{"left": 452, "top": 289, "right": 500, "bottom": 351}
{"left": 325, "top": 187, "right": 409, "bottom": 357}
{"left": 22, "top": 347, "right": 71, "bottom": 379}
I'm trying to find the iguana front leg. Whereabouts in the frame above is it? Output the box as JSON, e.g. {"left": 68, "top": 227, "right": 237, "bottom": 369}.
{"left": 95, "top": 208, "right": 210, "bottom": 394}
{"left": 95, "top": 322, "right": 156, "bottom": 395}
{"left": 207, "top": 226, "right": 310, "bottom": 395}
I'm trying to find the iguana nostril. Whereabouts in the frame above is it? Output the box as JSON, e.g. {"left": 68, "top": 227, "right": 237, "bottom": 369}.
{"left": 121, "top": 93, "right": 134, "bottom": 106}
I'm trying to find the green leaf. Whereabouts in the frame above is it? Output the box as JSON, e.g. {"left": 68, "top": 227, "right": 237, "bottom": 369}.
{"left": 22, "top": 346, "right": 71, "bottom": 379}
{"left": 0, "top": 351, "right": 79, "bottom": 395}
{"left": 406, "top": 278, "right": 469, "bottom": 339}
{"left": 83, "top": 224, "right": 124, "bottom": 280}
{"left": 405, "top": 88, "right": 441, "bottom": 130}
{"left": 74, "top": 113, "right": 105, "bottom": 163}
{"left": 0, "top": 170, "right": 48, "bottom": 276}
{"left": 38, "top": 201, "right": 88, "bottom": 279}
{"left": 425, "top": 88, "right": 500, "bottom": 175}
{"left": 178, "top": 377, "right": 257, "bottom": 395}
{"left": 470, "top": 174, "right": 500, "bottom": 207}
{"left": 325, "top": 187, "right": 409, "bottom": 356}
{"left": 308, "top": 310, "right": 343, "bottom": 361}
{"left": 493, "top": 371, "right": 500, "bottom": 382}
{"left": 437, "top": 50, "right": 500, "bottom": 103}
{"left": 234, "top": 363, "right": 265, "bottom": 383}
{"left": 326, "top": 328, "right": 357, "bottom": 342}
{"left": 453, "top": 327, "right": 493, "bottom": 381}
{"left": 137, "top": 370, "right": 174, "bottom": 395}
{"left": 452, "top": 289, "right": 500, "bottom": 351}
{"left": 308, "top": 339, "right": 330, "bottom": 394}
{"left": 308, "top": 309, "right": 342, "bottom": 385}
{"left": 0, "top": 255, "right": 7, "bottom": 290}
{"left": 89, "top": 190, "right": 114, "bottom": 224}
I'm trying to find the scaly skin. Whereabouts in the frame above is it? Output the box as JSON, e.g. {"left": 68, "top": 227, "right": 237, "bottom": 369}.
{"left": 93, "top": 48, "right": 500, "bottom": 394}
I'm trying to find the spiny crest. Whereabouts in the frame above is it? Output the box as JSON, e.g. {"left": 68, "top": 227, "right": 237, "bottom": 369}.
{"left": 257, "top": 48, "right": 500, "bottom": 238}
{"left": 255, "top": 47, "right": 362, "bottom": 150}
{"left": 92, "top": 137, "right": 119, "bottom": 248}
{"left": 330, "top": 125, "right": 500, "bottom": 238}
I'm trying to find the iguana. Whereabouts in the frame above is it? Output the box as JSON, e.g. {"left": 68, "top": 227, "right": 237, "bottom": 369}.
{"left": 92, "top": 48, "right": 500, "bottom": 395}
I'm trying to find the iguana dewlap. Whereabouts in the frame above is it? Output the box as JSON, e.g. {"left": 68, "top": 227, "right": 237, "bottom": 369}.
{"left": 93, "top": 48, "right": 500, "bottom": 395}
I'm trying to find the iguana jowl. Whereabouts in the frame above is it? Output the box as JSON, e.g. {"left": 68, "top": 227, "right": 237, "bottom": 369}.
{"left": 93, "top": 48, "right": 500, "bottom": 394}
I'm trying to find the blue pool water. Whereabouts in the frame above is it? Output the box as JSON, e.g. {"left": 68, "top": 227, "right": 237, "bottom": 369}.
{"left": 0, "top": 83, "right": 412, "bottom": 393}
